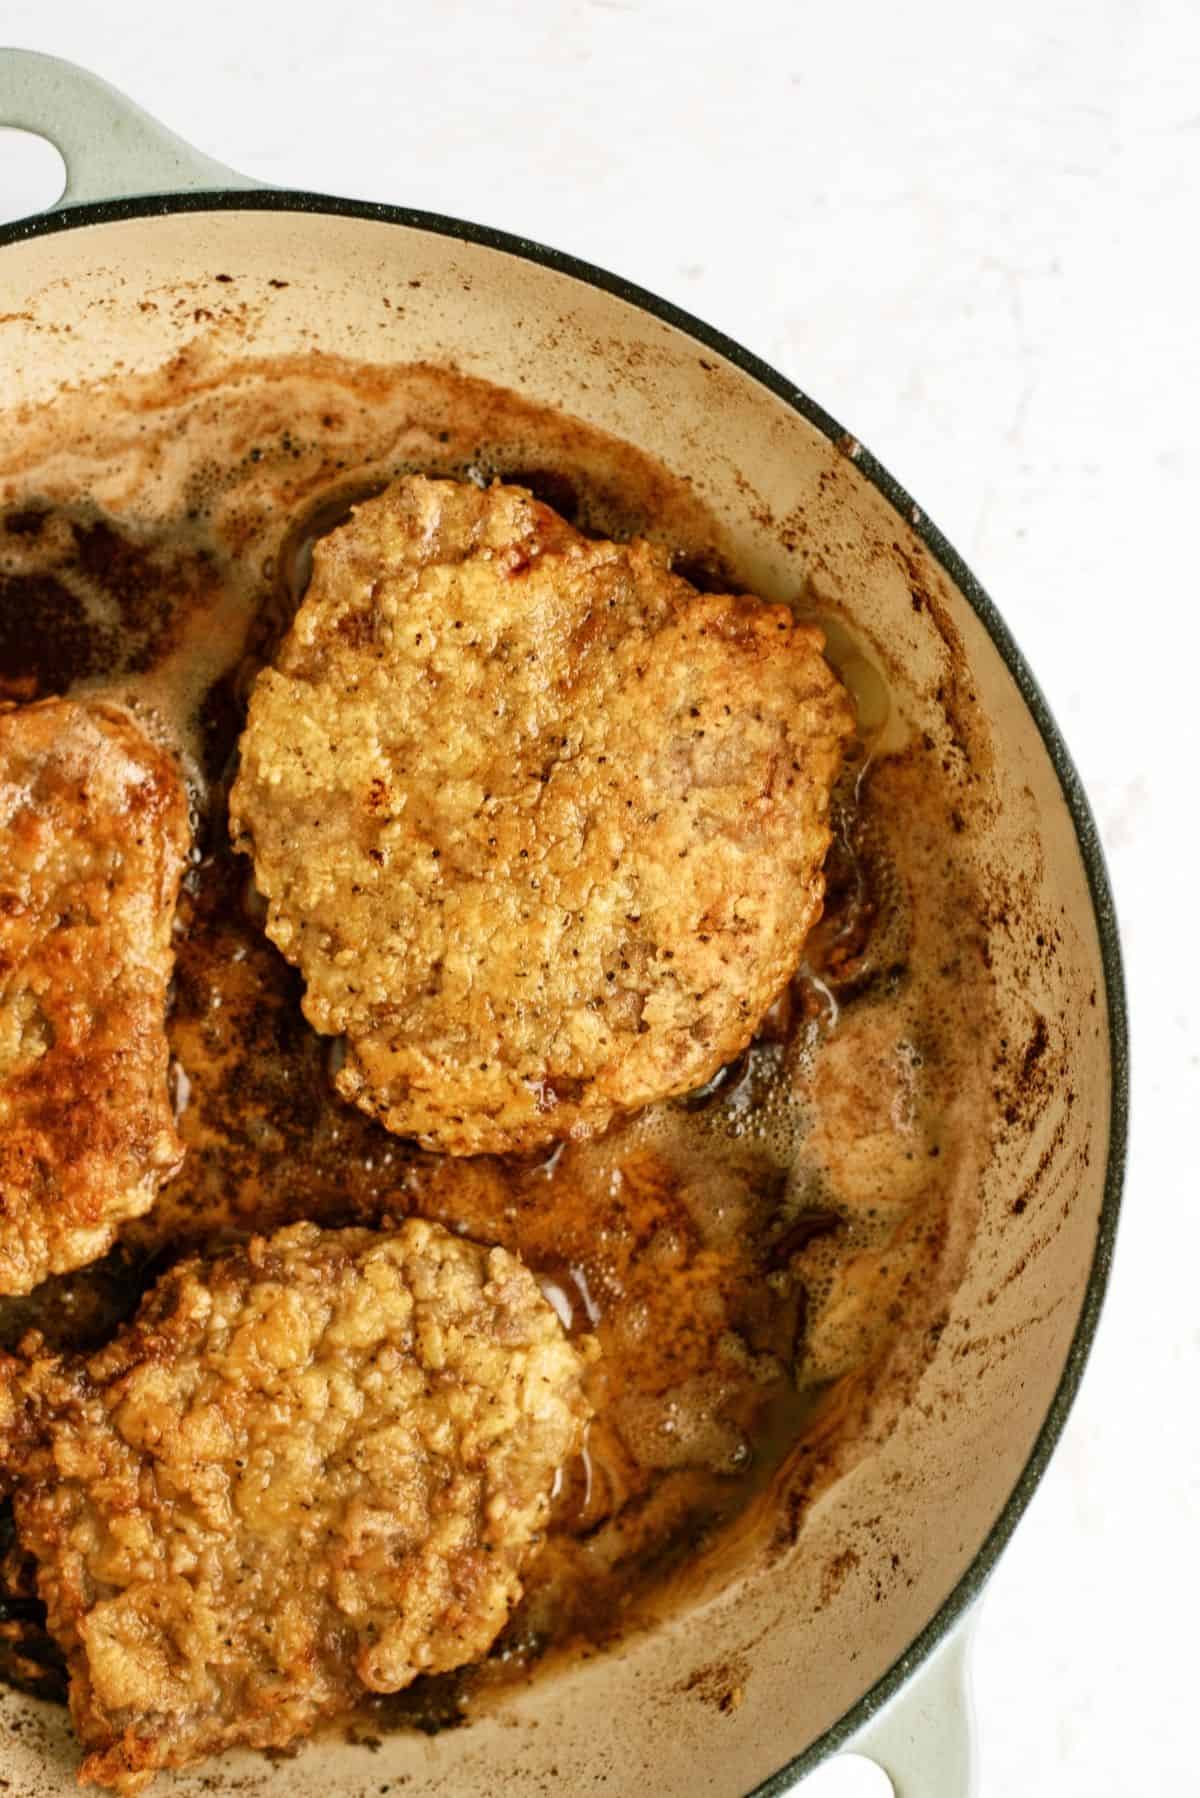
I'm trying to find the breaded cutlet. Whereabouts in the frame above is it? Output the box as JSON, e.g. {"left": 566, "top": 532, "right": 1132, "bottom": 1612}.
{"left": 0, "top": 1218, "right": 590, "bottom": 1790}
{"left": 230, "top": 476, "right": 854, "bottom": 1154}
{"left": 0, "top": 699, "right": 189, "bottom": 1292}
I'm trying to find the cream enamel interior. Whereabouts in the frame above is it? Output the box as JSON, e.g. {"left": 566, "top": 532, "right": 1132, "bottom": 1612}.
{"left": 0, "top": 207, "right": 1114, "bottom": 1797}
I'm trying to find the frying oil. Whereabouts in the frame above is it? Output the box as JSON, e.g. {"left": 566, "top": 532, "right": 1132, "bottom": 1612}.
{"left": 0, "top": 351, "right": 992, "bottom": 1719}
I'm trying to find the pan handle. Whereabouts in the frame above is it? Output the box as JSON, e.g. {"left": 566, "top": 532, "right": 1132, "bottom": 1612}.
{"left": 838, "top": 1617, "right": 977, "bottom": 1797}
{"left": 0, "top": 49, "right": 263, "bottom": 211}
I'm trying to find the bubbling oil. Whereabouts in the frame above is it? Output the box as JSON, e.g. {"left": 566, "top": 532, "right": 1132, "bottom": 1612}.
{"left": 0, "top": 350, "right": 992, "bottom": 1722}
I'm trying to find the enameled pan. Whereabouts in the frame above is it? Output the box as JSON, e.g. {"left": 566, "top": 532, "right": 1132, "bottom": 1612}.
{"left": 0, "top": 51, "right": 1127, "bottom": 1798}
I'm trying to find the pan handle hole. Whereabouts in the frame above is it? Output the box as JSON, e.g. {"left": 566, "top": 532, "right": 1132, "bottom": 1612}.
{"left": 798, "top": 1757, "right": 895, "bottom": 1796}
{"left": 0, "top": 129, "right": 67, "bottom": 226}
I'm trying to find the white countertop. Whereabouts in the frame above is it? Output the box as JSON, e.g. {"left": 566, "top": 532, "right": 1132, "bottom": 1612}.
{"left": 1, "top": 3, "right": 1196, "bottom": 1792}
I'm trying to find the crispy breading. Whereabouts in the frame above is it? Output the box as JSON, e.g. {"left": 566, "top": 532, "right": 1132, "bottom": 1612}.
{"left": 3, "top": 1218, "right": 589, "bottom": 1790}
{"left": 0, "top": 700, "right": 189, "bottom": 1292}
{"left": 230, "top": 476, "right": 854, "bottom": 1154}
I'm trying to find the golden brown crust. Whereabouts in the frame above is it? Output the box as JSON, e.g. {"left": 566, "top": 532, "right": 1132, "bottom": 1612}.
{"left": 5, "top": 1219, "right": 589, "bottom": 1791}
{"left": 230, "top": 476, "right": 854, "bottom": 1154}
{"left": 0, "top": 699, "right": 190, "bottom": 1293}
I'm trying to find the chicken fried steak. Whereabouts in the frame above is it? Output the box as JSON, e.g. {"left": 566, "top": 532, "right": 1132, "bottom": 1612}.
{"left": 0, "top": 700, "right": 189, "bottom": 1293}
{"left": 1, "top": 1219, "right": 590, "bottom": 1789}
{"left": 230, "top": 476, "right": 854, "bottom": 1154}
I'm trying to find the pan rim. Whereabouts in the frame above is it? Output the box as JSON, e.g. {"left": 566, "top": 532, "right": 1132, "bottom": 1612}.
{"left": 0, "top": 188, "right": 1129, "bottom": 1794}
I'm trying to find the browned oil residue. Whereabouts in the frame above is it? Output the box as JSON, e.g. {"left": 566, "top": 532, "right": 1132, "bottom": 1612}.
{"left": 0, "top": 351, "right": 993, "bottom": 1729}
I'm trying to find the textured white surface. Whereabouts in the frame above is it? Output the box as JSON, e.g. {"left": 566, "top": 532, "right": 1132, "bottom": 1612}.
{"left": 0, "top": 3, "right": 1196, "bottom": 1793}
